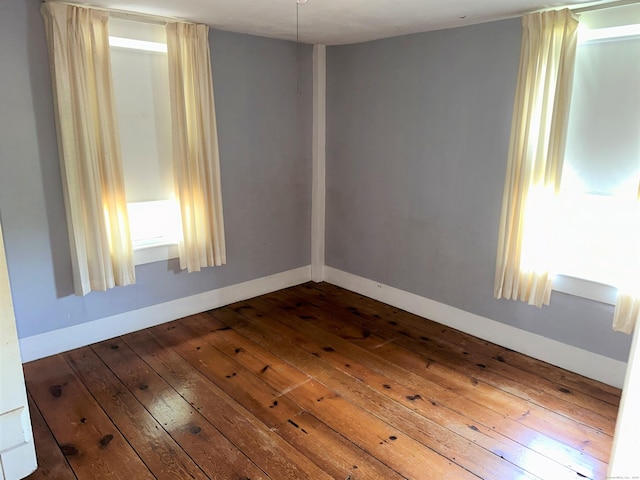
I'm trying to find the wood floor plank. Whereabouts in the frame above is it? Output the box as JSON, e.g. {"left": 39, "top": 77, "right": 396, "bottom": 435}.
{"left": 220, "top": 295, "right": 607, "bottom": 478}
{"left": 230, "top": 295, "right": 593, "bottom": 480}
{"left": 275, "top": 287, "right": 614, "bottom": 460}
{"left": 282, "top": 289, "right": 615, "bottom": 463}
{"left": 23, "top": 283, "right": 619, "bottom": 480}
{"left": 222, "top": 296, "right": 608, "bottom": 480}
{"left": 290, "top": 378, "right": 478, "bottom": 480}
{"left": 491, "top": 345, "right": 621, "bottom": 405}
{"left": 24, "top": 355, "right": 155, "bottom": 480}
{"left": 63, "top": 346, "right": 210, "bottom": 480}
{"left": 294, "top": 283, "right": 620, "bottom": 421}
{"left": 181, "top": 315, "right": 588, "bottom": 480}
{"left": 122, "top": 328, "right": 334, "bottom": 480}
{"left": 170, "top": 316, "right": 475, "bottom": 480}
{"left": 208, "top": 306, "right": 523, "bottom": 480}
{"left": 150, "top": 317, "right": 408, "bottom": 480}
{"left": 91, "top": 337, "right": 271, "bottom": 480}
{"left": 24, "top": 394, "right": 77, "bottom": 480}
{"left": 308, "top": 282, "right": 622, "bottom": 405}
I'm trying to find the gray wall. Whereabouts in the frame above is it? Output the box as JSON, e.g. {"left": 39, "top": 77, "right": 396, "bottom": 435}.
{"left": 325, "top": 19, "right": 633, "bottom": 362}
{"left": 0, "top": 0, "right": 312, "bottom": 339}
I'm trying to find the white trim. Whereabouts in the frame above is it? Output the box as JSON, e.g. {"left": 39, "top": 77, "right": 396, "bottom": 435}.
{"left": 19, "top": 266, "right": 311, "bottom": 363}
{"left": 0, "top": 221, "right": 36, "bottom": 478}
{"left": 579, "top": 24, "right": 640, "bottom": 43}
{"left": 553, "top": 274, "right": 618, "bottom": 305}
{"left": 133, "top": 242, "right": 179, "bottom": 266}
{"left": 0, "top": 407, "right": 28, "bottom": 453}
{"left": 311, "top": 44, "right": 326, "bottom": 283}
{"left": 108, "top": 36, "right": 167, "bottom": 53}
{"left": 608, "top": 321, "right": 640, "bottom": 477}
{"left": 19, "top": 262, "right": 627, "bottom": 388}
{"left": 0, "top": 441, "right": 36, "bottom": 480}
{"left": 324, "top": 267, "right": 627, "bottom": 388}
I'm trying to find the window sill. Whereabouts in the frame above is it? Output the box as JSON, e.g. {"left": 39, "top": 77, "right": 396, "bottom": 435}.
{"left": 552, "top": 274, "right": 618, "bottom": 305}
{"left": 133, "top": 242, "right": 178, "bottom": 266}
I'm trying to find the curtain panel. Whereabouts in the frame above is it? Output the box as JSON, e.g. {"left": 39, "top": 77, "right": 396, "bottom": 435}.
{"left": 494, "top": 9, "right": 578, "bottom": 307}
{"left": 41, "top": 2, "right": 135, "bottom": 295}
{"left": 166, "top": 22, "right": 226, "bottom": 272}
{"left": 613, "top": 182, "right": 640, "bottom": 333}
{"left": 615, "top": 294, "right": 640, "bottom": 334}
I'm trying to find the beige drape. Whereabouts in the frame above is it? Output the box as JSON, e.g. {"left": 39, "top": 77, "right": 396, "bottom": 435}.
{"left": 166, "top": 22, "right": 226, "bottom": 272}
{"left": 615, "top": 295, "right": 640, "bottom": 334}
{"left": 494, "top": 9, "right": 578, "bottom": 307}
{"left": 613, "top": 184, "right": 640, "bottom": 333}
{"left": 41, "top": 2, "right": 135, "bottom": 295}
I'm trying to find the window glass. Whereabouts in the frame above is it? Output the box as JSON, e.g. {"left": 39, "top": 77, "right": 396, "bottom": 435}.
{"left": 109, "top": 18, "right": 180, "bottom": 261}
{"left": 554, "top": 6, "right": 640, "bottom": 294}
{"left": 110, "top": 18, "right": 174, "bottom": 203}
{"left": 563, "top": 36, "right": 640, "bottom": 196}
{"left": 127, "top": 200, "right": 181, "bottom": 248}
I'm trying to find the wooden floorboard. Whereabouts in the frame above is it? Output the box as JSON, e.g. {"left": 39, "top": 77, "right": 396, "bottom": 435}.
{"left": 24, "top": 282, "right": 621, "bottom": 480}
{"left": 25, "top": 394, "right": 77, "bottom": 480}
{"left": 277, "top": 286, "right": 615, "bottom": 455}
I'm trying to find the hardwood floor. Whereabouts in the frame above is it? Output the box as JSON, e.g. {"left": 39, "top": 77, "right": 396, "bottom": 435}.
{"left": 23, "top": 282, "right": 621, "bottom": 479}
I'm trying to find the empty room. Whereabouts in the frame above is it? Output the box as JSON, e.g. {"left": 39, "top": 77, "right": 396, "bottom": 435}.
{"left": 1, "top": 0, "right": 639, "bottom": 478}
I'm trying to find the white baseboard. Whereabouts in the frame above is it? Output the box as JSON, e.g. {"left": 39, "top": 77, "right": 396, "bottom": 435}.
{"left": 19, "top": 266, "right": 311, "bottom": 363}
{"left": 324, "top": 267, "right": 627, "bottom": 388}
{"left": 20, "top": 264, "right": 627, "bottom": 388}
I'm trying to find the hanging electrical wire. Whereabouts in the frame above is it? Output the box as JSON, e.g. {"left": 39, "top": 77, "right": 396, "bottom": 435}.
{"left": 296, "top": 0, "right": 307, "bottom": 96}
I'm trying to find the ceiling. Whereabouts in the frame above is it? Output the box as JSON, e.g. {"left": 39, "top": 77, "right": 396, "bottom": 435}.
{"left": 81, "top": 0, "right": 615, "bottom": 45}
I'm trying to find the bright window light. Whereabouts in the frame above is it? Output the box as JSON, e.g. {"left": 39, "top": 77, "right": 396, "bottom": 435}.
{"left": 554, "top": 192, "right": 639, "bottom": 289}
{"left": 553, "top": 12, "right": 640, "bottom": 303}
{"left": 578, "top": 23, "right": 640, "bottom": 43}
{"left": 127, "top": 199, "right": 182, "bottom": 248}
{"left": 108, "top": 36, "right": 167, "bottom": 53}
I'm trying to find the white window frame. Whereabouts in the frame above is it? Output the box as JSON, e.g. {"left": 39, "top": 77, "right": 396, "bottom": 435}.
{"left": 553, "top": 275, "right": 618, "bottom": 305}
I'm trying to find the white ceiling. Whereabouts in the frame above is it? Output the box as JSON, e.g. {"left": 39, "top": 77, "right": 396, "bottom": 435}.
{"left": 83, "top": 0, "right": 614, "bottom": 45}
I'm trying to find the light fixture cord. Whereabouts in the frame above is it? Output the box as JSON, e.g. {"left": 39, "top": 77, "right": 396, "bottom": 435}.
{"left": 296, "top": 1, "right": 301, "bottom": 96}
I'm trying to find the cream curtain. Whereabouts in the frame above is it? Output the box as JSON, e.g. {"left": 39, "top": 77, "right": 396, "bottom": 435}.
{"left": 166, "top": 22, "right": 226, "bottom": 272}
{"left": 494, "top": 9, "right": 578, "bottom": 306}
{"left": 615, "top": 295, "right": 640, "bottom": 334}
{"left": 612, "top": 183, "right": 640, "bottom": 334}
{"left": 41, "top": 2, "right": 135, "bottom": 295}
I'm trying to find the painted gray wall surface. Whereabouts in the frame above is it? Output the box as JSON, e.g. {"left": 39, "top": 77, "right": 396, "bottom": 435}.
{"left": 325, "top": 19, "right": 632, "bottom": 362}
{"left": 0, "top": 0, "right": 312, "bottom": 339}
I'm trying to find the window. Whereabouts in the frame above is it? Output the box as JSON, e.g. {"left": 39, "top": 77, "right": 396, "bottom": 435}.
{"left": 42, "top": 3, "right": 226, "bottom": 293}
{"left": 109, "top": 17, "right": 181, "bottom": 265}
{"left": 552, "top": 4, "right": 640, "bottom": 304}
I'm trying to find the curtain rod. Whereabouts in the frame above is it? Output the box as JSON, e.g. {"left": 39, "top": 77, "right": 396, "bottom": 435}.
{"left": 572, "top": 0, "right": 640, "bottom": 14}
{"left": 42, "top": 1, "right": 186, "bottom": 24}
